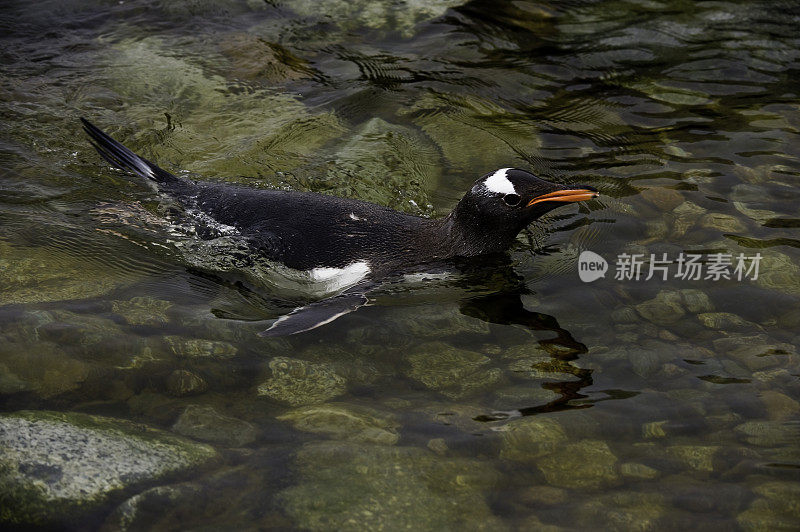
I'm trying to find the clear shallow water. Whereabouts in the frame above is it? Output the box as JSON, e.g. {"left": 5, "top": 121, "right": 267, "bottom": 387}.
{"left": 1, "top": 0, "right": 799, "bottom": 529}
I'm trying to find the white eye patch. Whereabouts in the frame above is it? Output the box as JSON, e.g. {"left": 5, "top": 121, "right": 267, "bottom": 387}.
{"left": 483, "top": 168, "right": 516, "bottom": 195}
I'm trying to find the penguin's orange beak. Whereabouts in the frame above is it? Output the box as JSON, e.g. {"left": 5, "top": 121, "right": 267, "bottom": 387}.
{"left": 527, "top": 188, "right": 599, "bottom": 207}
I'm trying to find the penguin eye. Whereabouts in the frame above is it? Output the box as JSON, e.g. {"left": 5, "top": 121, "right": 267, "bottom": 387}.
{"left": 503, "top": 193, "right": 521, "bottom": 207}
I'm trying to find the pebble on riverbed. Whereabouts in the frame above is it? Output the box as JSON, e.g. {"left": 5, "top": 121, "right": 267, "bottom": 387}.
{"left": 499, "top": 416, "right": 568, "bottom": 463}
{"left": 257, "top": 356, "right": 347, "bottom": 406}
{"left": 278, "top": 403, "right": 399, "bottom": 445}
{"left": 112, "top": 296, "right": 173, "bottom": 326}
{"left": 536, "top": 439, "right": 621, "bottom": 489}
{"left": 406, "top": 342, "right": 503, "bottom": 399}
{"left": 172, "top": 405, "right": 258, "bottom": 447}
{"left": 280, "top": 440, "right": 503, "bottom": 531}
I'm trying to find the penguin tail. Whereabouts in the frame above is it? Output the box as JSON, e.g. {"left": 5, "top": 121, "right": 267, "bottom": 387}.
{"left": 80, "top": 117, "right": 183, "bottom": 188}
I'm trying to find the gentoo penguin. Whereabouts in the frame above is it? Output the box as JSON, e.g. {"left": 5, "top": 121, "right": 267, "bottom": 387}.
{"left": 80, "top": 118, "right": 598, "bottom": 336}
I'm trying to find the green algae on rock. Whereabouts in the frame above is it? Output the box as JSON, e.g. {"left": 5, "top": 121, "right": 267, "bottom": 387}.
{"left": 257, "top": 356, "right": 347, "bottom": 406}
{"left": 280, "top": 440, "right": 504, "bottom": 531}
{"left": 0, "top": 410, "right": 217, "bottom": 526}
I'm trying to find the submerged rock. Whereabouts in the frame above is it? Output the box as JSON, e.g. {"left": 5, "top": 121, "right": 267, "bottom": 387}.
{"left": 678, "top": 289, "right": 714, "bottom": 313}
{"left": 734, "top": 420, "right": 799, "bottom": 447}
{"left": 536, "top": 439, "right": 620, "bottom": 489}
{"left": 640, "top": 187, "right": 683, "bottom": 211}
{"left": 760, "top": 391, "right": 800, "bottom": 421}
{"left": 280, "top": 441, "right": 503, "bottom": 531}
{"left": 737, "top": 481, "right": 800, "bottom": 531}
{"left": 0, "top": 343, "right": 89, "bottom": 399}
{"left": 579, "top": 491, "right": 666, "bottom": 531}
{"left": 0, "top": 364, "right": 28, "bottom": 394}
{"left": 101, "top": 464, "right": 290, "bottom": 531}
{"left": 0, "top": 240, "right": 124, "bottom": 305}
{"left": 700, "top": 213, "right": 747, "bottom": 233}
{"left": 631, "top": 81, "right": 713, "bottom": 106}
{"left": 278, "top": 403, "right": 399, "bottom": 445}
{"left": 398, "top": 305, "right": 491, "bottom": 338}
{"left": 499, "top": 417, "right": 568, "bottom": 463}
{"left": 106, "top": 37, "right": 342, "bottom": 179}
{"left": 620, "top": 462, "right": 660, "bottom": 480}
{"left": 698, "top": 312, "right": 759, "bottom": 331}
{"left": 313, "top": 117, "right": 438, "bottom": 214}
{"left": 164, "top": 337, "right": 238, "bottom": 359}
{"left": 287, "top": 0, "right": 467, "bottom": 38}
{"left": 400, "top": 92, "right": 541, "bottom": 173}
{"left": 713, "top": 334, "right": 795, "bottom": 371}
{"left": 427, "top": 438, "right": 448, "bottom": 455}
{"left": 100, "top": 483, "right": 204, "bottom": 532}
{"left": 635, "top": 290, "right": 685, "bottom": 326}
{"left": 257, "top": 357, "right": 347, "bottom": 406}
{"left": 671, "top": 201, "right": 706, "bottom": 237}
{"left": 0, "top": 410, "right": 217, "bottom": 526}
{"left": 172, "top": 405, "right": 257, "bottom": 447}
{"left": 112, "top": 297, "right": 173, "bottom": 326}
{"left": 732, "top": 184, "right": 782, "bottom": 224}
{"left": 517, "top": 485, "right": 567, "bottom": 506}
{"left": 219, "top": 33, "right": 313, "bottom": 83}
{"left": 754, "top": 251, "right": 800, "bottom": 298}
{"left": 506, "top": 356, "right": 583, "bottom": 382}
{"left": 665, "top": 445, "right": 719, "bottom": 472}
{"left": 406, "top": 342, "right": 502, "bottom": 399}
{"left": 166, "top": 370, "right": 208, "bottom": 397}
{"left": 628, "top": 349, "right": 669, "bottom": 379}
{"left": 492, "top": 384, "right": 560, "bottom": 408}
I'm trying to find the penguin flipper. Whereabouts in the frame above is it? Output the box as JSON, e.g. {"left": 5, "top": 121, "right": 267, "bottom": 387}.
{"left": 258, "top": 289, "right": 370, "bottom": 337}
{"left": 80, "top": 118, "right": 185, "bottom": 189}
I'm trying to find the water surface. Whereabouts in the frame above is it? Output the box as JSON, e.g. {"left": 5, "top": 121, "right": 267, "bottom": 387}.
{"left": 1, "top": 0, "right": 799, "bottom": 529}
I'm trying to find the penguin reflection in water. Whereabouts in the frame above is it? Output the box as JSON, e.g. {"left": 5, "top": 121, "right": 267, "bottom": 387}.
{"left": 81, "top": 118, "right": 598, "bottom": 336}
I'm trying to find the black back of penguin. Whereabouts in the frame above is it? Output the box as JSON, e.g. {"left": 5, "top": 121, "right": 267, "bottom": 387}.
{"left": 191, "top": 183, "right": 442, "bottom": 275}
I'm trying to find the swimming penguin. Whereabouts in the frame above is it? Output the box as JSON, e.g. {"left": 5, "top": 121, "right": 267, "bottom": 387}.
{"left": 80, "top": 118, "right": 598, "bottom": 336}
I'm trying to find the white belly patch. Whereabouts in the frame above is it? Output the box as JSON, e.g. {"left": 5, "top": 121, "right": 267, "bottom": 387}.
{"left": 307, "top": 262, "right": 371, "bottom": 292}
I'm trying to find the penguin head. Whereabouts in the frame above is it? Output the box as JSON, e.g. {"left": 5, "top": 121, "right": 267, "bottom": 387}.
{"left": 449, "top": 168, "right": 598, "bottom": 254}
